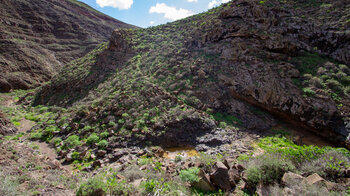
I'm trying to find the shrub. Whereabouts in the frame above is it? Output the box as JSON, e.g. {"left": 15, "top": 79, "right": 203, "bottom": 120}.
{"left": 326, "top": 79, "right": 343, "bottom": 93}
{"left": 309, "top": 77, "right": 323, "bottom": 88}
{"left": 179, "top": 167, "right": 200, "bottom": 183}
{"left": 86, "top": 133, "right": 99, "bottom": 145}
{"left": 257, "top": 136, "right": 325, "bottom": 163}
{"left": 100, "top": 131, "right": 109, "bottom": 139}
{"left": 301, "top": 150, "right": 350, "bottom": 180}
{"left": 138, "top": 156, "right": 153, "bottom": 165}
{"left": 65, "top": 135, "right": 81, "bottom": 149}
{"left": 219, "top": 122, "right": 227, "bottom": 128}
{"left": 108, "top": 121, "right": 116, "bottom": 127}
{"left": 121, "top": 164, "right": 145, "bottom": 182}
{"left": 72, "top": 152, "right": 80, "bottom": 161}
{"left": 345, "top": 86, "right": 350, "bottom": 96}
{"left": 76, "top": 176, "right": 107, "bottom": 196}
{"left": 118, "top": 119, "right": 125, "bottom": 124}
{"left": 47, "top": 120, "right": 56, "bottom": 125}
{"left": 81, "top": 126, "right": 92, "bottom": 132}
{"left": 0, "top": 170, "right": 21, "bottom": 196}
{"left": 302, "top": 88, "right": 316, "bottom": 97}
{"left": 30, "top": 132, "right": 42, "bottom": 140}
{"left": 107, "top": 179, "right": 134, "bottom": 196}
{"left": 97, "top": 140, "right": 108, "bottom": 149}
{"left": 175, "top": 155, "right": 182, "bottom": 163}
{"left": 246, "top": 154, "right": 295, "bottom": 185}
{"left": 196, "top": 153, "right": 216, "bottom": 170}
{"left": 25, "top": 113, "right": 39, "bottom": 122}
{"left": 53, "top": 138, "right": 62, "bottom": 146}
{"left": 142, "top": 179, "right": 170, "bottom": 194}
{"left": 341, "top": 76, "right": 350, "bottom": 85}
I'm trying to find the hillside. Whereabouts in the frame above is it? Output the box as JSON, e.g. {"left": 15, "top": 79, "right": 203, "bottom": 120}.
{"left": 0, "top": 0, "right": 135, "bottom": 92}
{"left": 1, "top": 0, "right": 350, "bottom": 195}
{"left": 35, "top": 0, "right": 350, "bottom": 147}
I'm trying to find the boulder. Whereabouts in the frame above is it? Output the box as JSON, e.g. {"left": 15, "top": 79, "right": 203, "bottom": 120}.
{"left": 193, "top": 169, "right": 215, "bottom": 192}
{"left": 281, "top": 172, "right": 304, "bottom": 185}
{"left": 92, "top": 160, "right": 102, "bottom": 168}
{"left": 65, "top": 152, "right": 72, "bottom": 162}
{"left": 97, "top": 150, "right": 107, "bottom": 157}
{"left": 223, "top": 158, "right": 235, "bottom": 169}
{"left": 303, "top": 173, "right": 325, "bottom": 186}
{"left": 228, "top": 168, "right": 240, "bottom": 186}
{"left": 209, "top": 161, "right": 231, "bottom": 191}
{"left": 325, "top": 181, "right": 346, "bottom": 192}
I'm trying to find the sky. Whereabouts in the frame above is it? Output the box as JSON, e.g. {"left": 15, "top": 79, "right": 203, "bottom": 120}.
{"left": 78, "top": 0, "right": 230, "bottom": 28}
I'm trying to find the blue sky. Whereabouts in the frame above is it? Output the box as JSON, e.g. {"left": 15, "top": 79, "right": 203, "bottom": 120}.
{"left": 78, "top": 0, "right": 230, "bottom": 27}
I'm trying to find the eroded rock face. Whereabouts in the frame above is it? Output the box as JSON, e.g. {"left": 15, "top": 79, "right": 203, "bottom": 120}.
{"left": 0, "top": 0, "right": 135, "bottom": 92}
{"left": 187, "top": 0, "right": 350, "bottom": 145}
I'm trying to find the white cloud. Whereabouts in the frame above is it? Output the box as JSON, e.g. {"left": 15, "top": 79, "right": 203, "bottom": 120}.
{"left": 96, "top": 0, "right": 133, "bottom": 10}
{"left": 187, "top": 0, "right": 198, "bottom": 2}
{"left": 208, "top": 0, "right": 230, "bottom": 8}
{"left": 150, "top": 21, "right": 155, "bottom": 25}
{"left": 149, "top": 3, "right": 194, "bottom": 21}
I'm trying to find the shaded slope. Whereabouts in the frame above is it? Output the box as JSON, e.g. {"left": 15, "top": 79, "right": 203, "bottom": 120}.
{"left": 0, "top": 0, "right": 135, "bottom": 92}
{"left": 34, "top": 0, "right": 350, "bottom": 152}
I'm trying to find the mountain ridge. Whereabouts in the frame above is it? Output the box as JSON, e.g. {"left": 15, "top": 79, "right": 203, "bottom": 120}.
{"left": 0, "top": 0, "right": 136, "bottom": 93}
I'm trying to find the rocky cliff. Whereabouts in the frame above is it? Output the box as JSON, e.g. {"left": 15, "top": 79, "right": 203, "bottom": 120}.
{"left": 0, "top": 0, "right": 135, "bottom": 92}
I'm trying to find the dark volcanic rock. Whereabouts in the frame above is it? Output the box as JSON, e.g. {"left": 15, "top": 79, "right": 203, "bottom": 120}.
{"left": 209, "top": 162, "right": 231, "bottom": 191}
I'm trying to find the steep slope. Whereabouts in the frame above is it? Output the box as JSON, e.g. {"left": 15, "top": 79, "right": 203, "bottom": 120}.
{"left": 0, "top": 0, "right": 135, "bottom": 92}
{"left": 34, "top": 0, "right": 350, "bottom": 150}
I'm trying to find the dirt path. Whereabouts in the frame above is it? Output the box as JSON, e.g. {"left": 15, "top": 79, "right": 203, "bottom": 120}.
{"left": 19, "top": 118, "right": 36, "bottom": 133}
{"left": 0, "top": 94, "right": 74, "bottom": 194}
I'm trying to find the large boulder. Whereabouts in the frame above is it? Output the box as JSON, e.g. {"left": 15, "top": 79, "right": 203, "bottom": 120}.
{"left": 209, "top": 161, "right": 231, "bottom": 191}
{"left": 193, "top": 169, "right": 216, "bottom": 192}
{"left": 281, "top": 172, "right": 305, "bottom": 185}
{"left": 303, "top": 173, "right": 325, "bottom": 186}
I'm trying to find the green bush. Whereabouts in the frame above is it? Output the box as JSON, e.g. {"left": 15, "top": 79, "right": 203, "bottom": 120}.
{"left": 345, "top": 86, "right": 350, "bottom": 96}
{"left": 179, "top": 167, "right": 200, "bottom": 183}
{"left": 30, "top": 132, "right": 42, "bottom": 140}
{"left": 100, "top": 131, "right": 109, "bottom": 139}
{"left": 25, "top": 113, "right": 39, "bottom": 122}
{"left": 302, "top": 87, "right": 316, "bottom": 97}
{"left": 326, "top": 79, "right": 343, "bottom": 93}
{"left": 195, "top": 153, "right": 217, "bottom": 170}
{"left": 138, "top": 156, "right": 153, "bottom": 165}
{"left": 257, "top": 136, "right": 325, "bottom": 163}
{"left": 97, "top": 140, "right": 108, "bottom": 149}
{"left": 142, "top": 179, "right": 170, "bottom": 194}
{"left": 86, "top": 133, "right": 99, "bottom": 145}
{"left": 72, "top": 152, "right": 80, "bottom": 161}
{"left": 246, "top": 154, "right": 295, "bottom": 185}
{"left": 107, "top": 178, "right": 134, "bottom": 196}
{"left": 301, "top": 150, "right": 350, "bottom": 180}
{"left": 108, "top": 121, "right": 116, "bottom": 127}
{"left": 76, "top": 176, "right": 107, "bottom": 196}
{"left": 65, "top": 135, "right": 81, "bottom": 149}
{"left": 47, "top": 120, "right": 56, "bottom": 125}
{"left": 219, "top": 122, "right": 227, "bottom": 128}
{"left": 81, "top": 126, "right": 92, "bottom": 132}
{"left": 53, "top": 138, "right": 62, "bottom": 146}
